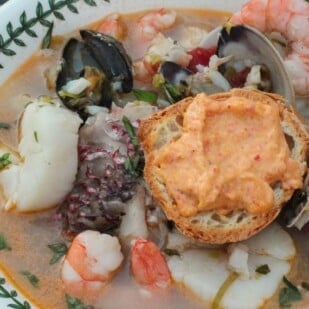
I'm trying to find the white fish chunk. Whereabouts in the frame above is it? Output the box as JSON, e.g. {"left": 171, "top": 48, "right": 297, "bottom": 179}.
{"left": 168, "top": 249, "right": 229, "bottom": 305}
{"left": 167, "top": 224, "right": 295, "bottom": 309}
{"left": 222, "top": 254, "right": 290, "bottom": 309}
{"left": 243, "top": 223, "right": 296, "bottom": 260}
{"left": 0, "top": 99, "right": 82, "bottom": 212}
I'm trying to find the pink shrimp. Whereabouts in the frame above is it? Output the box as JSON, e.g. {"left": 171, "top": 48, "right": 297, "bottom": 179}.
{"left": 131, "top": 238, "right": 172, "bottom": 289}
{"left": 61, "top": 230, "right": 123, "bottom": 298}
{"left": 137, "top": 9, "right": 177, "bottom": 41}
{"left": 97, "top": 13, "right": 127, "bottom": 40}
{"left": 230, "top": 0, "right": 309, "bottom": 96}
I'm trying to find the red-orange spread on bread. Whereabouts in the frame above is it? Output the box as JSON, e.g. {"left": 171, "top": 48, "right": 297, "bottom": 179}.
{"left": 154, "top": 93, "right": 302, "bottom": 217}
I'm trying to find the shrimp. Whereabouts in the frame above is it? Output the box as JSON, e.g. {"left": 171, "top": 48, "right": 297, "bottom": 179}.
{"left": 97, "top": 13, "right": 127, "bottom": 40}
{"left": 137, "top": 9, "right": 177, "bottom": 41}
{"left": 133, "top": 33, "right": 191, "bottom": 82}
{"left": 131, "top": 238, "right": 172, "bottom": 289}
{"left": 230, "top": 0, "right": 309, "bottom": 96}
{"left": 61, "top": 230, "right": 123, "bottom": 298}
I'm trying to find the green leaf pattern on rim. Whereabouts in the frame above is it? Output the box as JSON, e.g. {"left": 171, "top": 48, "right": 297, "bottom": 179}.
{"left": 0, "top": 0, "right": 110, "bottom": 68}
{"left": 0, "top": 2, "right": 113, "bottom": 307}
{"left": 0, "top": 277, "right": 31, "bottom": 309}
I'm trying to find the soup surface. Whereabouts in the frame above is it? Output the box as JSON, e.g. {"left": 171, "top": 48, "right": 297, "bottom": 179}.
{"left": 0, "top": 6, "right": 308, "bottom": 309}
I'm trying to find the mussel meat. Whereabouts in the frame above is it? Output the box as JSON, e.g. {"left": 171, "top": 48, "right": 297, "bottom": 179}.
{"left": 56, "top": 30, "right": 133, "bottom": 117}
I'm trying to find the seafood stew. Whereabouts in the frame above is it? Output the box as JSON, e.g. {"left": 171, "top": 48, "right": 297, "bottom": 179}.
{"left": 0, "top": 2, "right": 308, "bottom": 309}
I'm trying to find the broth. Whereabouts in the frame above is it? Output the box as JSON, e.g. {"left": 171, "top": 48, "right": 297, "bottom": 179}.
{"left": 0, "top": 7, "right": 307, "bottom": 309}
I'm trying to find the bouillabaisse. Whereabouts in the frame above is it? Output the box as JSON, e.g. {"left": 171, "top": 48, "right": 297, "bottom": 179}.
{"left": 0, "top": 3, "right": 308, "bottom": 309}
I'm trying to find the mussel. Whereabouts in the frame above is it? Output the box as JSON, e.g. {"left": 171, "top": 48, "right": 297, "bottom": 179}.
{"left": 158, "top": 61, "right": 192, "bottom": 103}
{"left": 56, "top": 30, "right": 133, "bottom": 117}
{"left": 215, "top": 24, "right": 295, "bottom": 103}
{"left": 158, "top": 25, "right": 295, "bottom": 105}
{"left": 281, "top": 189, "right": 308, "bottom": 229}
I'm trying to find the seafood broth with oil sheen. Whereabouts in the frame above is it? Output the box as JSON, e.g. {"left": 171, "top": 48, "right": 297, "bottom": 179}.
{"left": 0, "top": 2, "right": 308, "bottom": 309}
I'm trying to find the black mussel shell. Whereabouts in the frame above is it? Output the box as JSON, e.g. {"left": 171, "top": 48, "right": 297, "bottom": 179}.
{"left": 159, "top": 61, "right": 193, "bottom": 103}
{"left": 160, "top": 61, "right": 192, "bottom": 86}
{"left": 80, "top": 30, "right": 133, "bottom": 93}
{"left": 56, "top": 30, "right": 133, "bottom": 114}
{"left": 216, "top": 24, "right": 294, "bottom": 103}
{"left": 280, "top": 189, "right": 308, "bottom": 228}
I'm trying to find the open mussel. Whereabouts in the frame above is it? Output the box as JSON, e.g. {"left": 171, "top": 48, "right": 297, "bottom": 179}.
{"left": 216, "top": 24, "right": 294, "bottom": 103}
{"left": 157, "top": 24, "right": 294, "bottom": 104}
{"left": 157, "top": 61, "right": 192, "bottom": 103}
{"left": 56, "top": 30, "right": 133, "bottom": 118}
{"left": 281, "top": 189, "right": 308, "bottom": 229}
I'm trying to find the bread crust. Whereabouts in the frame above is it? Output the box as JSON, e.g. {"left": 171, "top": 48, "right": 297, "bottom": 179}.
{"left": 138, "top": 89, "right": 308, "bottom": 244}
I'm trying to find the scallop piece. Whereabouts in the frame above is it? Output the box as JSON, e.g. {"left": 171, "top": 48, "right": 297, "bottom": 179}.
{"left": 167, "top": 224, "right": 295, "bottom": 309}
{"left": 0, "top": 99, "right": 82, "bottom": 212}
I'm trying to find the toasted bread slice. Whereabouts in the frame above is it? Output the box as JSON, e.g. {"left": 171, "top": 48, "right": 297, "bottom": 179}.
{"left": 138, "top": 89, "right": 309, "bottom": 244}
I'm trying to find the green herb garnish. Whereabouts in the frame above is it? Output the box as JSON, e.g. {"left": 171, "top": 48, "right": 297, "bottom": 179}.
{"left": 163, "top": 82, "right": 182, "bottom": 103}
{"left": 124, "top": 155, "right": 141, "bottom": 177}
{"left": 0, "top": 233, "right": 11, "bottom": 251}
{"left": 212, "top": 272, "right": 239, "bottom": 309}
{"left": 20, "top": 270, "right": 39, "bottom": 288}
{"left": 133, "top": 89, "right": 158, "bottom": 103}
{"left": 0, "top": 122, "right": 10, "bottom": 130}
{"left": 255, "top": 264, "right": 271, "bottom": 275}
{"left": 41, "top": 21, "right": 54, "bottom": 49}
{"left": 0, "top": 277, "right": 31, "bottom": 309}
{"left": 164, "top": 249, "right": 180, "bottom": 256}
{"left": 279, "top": 276, "right": 302, "bottom": 308}
{"left": 122, "top": 116, "right": 144, "bottom": 177}
{"left": 65, "top": 294, "right": 93, "bottom": 309}
{"left": 122, "top": 116, "right": 139, "bottom": 147}
{"left": 48, "top": 242, "right": 68, "bottom": 265}
{"left": 301, "top": 281, "right": 309, "bottom": 291}
{"left": 34, "top": 131, "right": 39, "bottom": 143}
{"left": 0, "top": 153, "right": 11, "bottom": 169}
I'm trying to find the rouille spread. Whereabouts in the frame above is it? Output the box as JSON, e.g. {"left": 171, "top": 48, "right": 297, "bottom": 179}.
{"left": 154, "top": 93, "right": 302, "bottom": 217}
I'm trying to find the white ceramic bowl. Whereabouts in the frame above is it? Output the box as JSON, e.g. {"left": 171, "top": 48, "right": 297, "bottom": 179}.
{"left": 0, "top": 0, "right": 247, "bottom": 307}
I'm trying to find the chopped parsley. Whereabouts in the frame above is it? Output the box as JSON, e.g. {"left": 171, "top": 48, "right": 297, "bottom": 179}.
{"left": 20, "top": 270, "right": 39, "bottom": 288}
{"left": 48, "top": 242, "right": 68, "bottom": 265}
{"left": 65, "top": 294, "right": 93, "bottom": 309}
{"left": 255, "top": 264, "right": 271, "bottom": 275}
{"left": 301, "top": 281, "right": 309, "bottom": 291}
{"left": 0, "top": 153, "right": 11, "bottom": 169}
{"left": 0, "top": 233, "right": 11, "bottom": 251}
{"left": 122, "top": 116, "right": 139, "bottom": 147}
{"left": 279, "top": 276, "right": 302, "bottom": 308}
{"left": 163, "top": 82, "right": 182, "bottom": 103}
{"left": 34, "top": 131, "right": 39, "bottom": 143}
{"left": 0, "top": 122, "right": 10, "bottom": 130}
{"left": 122, "top": 116, "right": 144, "bottom": 177}
{"left": 164, "top": 249, "right": 180, "bottom": 256}
{"left": 133, "top": 89, "right": 158, "bottom": 103}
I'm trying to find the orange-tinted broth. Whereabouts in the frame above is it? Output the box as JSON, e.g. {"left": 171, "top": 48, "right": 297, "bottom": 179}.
{"left": 0, "top": 7, "right": 307, "bottom": 309}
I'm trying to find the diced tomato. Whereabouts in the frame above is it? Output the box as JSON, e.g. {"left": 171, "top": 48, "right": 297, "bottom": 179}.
{"left": 230, "top": 67, "right": 251, "bottom": 88}
{"left": 131, "top": 238, "right": 172, "bottom": 288}
{"left": 187, "top": 47, "right": 216, "bottom": 72}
